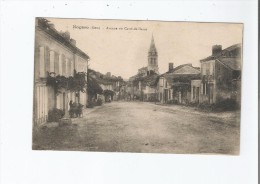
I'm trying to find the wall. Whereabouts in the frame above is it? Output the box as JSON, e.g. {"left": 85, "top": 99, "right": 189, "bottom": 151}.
{"left": 215, "top": 60, "right": 233, "bottom": 102}
{"left": 191, "top": 80, "right": 201, "bottom": 103}
{"left": 34, "top": 27, "right": 88, "bottom": 125}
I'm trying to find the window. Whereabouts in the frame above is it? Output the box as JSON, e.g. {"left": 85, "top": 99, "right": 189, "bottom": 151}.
{"left": 193, "top": 87, "right": 196, "bottom": 99}
{"left": 160, "top": 78, "right": 164, "bottom": 87}
{"left": 62, "top": 56, "right": 66, "bottom": 76}
{"left": 209, "top": 62, "right": 214, "bottom": 75}
{"left": 206, "top": 63, "right": 210, "bottom": 75}
{"left": 66, "top": 59, "right": 69, "bottom": 76}
{"left": 70, "top": 60, "right": 74, "bottom": 76}
{"left": 59, "top": 54, "right": 63, "bottom": 75}
{"left": 203, "top": 83, "right": 207, "bottom": 95}
{"left": 49, "top": 50, "right": 55, "bottom": 73}
{"left": 54, "top": 52, "right": 59, "bottom": 75}
{"left": 39, "top": 46, "right": 45, "bottom": 78}
{"left": 202, "top": 64, "right": 206, "bottom": 75}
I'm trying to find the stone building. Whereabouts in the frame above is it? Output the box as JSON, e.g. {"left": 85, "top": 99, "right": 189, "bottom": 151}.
{"left": 33, "top": 18, "right": 89, "bottom": 125}
{"left": 191, "top": 43, "right": 242, "bottom": 104}
{"left": 158, "top": 63, "right": 200, "bottom": 104}
{"left": 128, "top": 35, "right": 160, "bottom": 100}
{"left": 88, "top": 69, "right": 124, "bottom": 102}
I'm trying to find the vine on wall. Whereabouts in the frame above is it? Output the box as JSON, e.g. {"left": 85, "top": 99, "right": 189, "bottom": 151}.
{"left": 46, "top": 70, "right": 87, "bottom": 94}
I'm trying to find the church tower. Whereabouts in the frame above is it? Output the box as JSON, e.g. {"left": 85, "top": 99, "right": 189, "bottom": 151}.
{"left": 147, "top": 35, "right": 159, "bottom": 74}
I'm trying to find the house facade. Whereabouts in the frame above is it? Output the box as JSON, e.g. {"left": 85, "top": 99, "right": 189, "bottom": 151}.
{"left": 88, "top": 69, "right": 124, "bottom": 102}
{"left": 158, "top": 63, "right": 200, "bottom": 104}
{"left": 33, "top": 18, "right": 89, "bottom": 125}
{"left": 191, "top": 44, "right": 242, "bottom": 104}
{"left": 158, "top": 75, "right": 173, "bottom": 103}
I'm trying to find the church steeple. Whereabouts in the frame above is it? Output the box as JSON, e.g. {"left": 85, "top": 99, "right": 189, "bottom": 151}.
{"left": 147, "top": 35, "right": 159, "bottom": 74}
{"left": 149, "top": 34, "right": 157, "bottom": 55}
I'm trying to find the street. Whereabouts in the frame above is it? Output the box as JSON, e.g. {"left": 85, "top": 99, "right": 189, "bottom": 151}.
{"left": 33, "top": 101, "right": 240, "bottom": 154}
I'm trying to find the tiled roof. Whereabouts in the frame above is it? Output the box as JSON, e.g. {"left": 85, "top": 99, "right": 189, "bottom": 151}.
{"left": 217, "top": 58, "right": 241, "bottom": 71}
{"left": 224, "top": 43, "right": 241, "bottom": 52}
{"left": 163, "top": 73, "right": 200, "bottom": 86}
{"left": 161, "top": 64, "right": 200, "bottom": 86}
{"left": 200, "top": 43, "right": 241, "bottom": 60}
{"left": 88, "top": 69, "right": 122, "bottom": 85}
{"left": 37, "top": 18, "right": 90, "bottom": 60}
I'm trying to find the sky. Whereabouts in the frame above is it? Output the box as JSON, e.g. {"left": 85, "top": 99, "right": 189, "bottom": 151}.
{"left": 47, "top": 18, "right": 243, "bottom": 79}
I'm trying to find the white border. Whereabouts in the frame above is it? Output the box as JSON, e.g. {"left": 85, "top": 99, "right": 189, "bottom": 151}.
{"left": 0, "top": 1, "right": 258, "bottom": 184}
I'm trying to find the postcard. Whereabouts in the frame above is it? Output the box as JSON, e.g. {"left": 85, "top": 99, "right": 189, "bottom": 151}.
{"left": 32, "top": 18, "right": 243, "bottom": 154}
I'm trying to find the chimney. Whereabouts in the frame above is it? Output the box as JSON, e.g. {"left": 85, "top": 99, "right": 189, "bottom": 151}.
{"left": 70, "top": 38, "right": 76, "bottom": 46}
{"left": 106, "top": 72, "right": 111, "bottom": 77}
{"left": 168, "top": 63, "right": 174, "bottom": 72}
{"left": 63, "top": 31, "right": 70, "bottom": 40}
{"left": 212, "top": 45, "right": 222, "bottom": 55}
{"left": 48, "top": 23, "right": 55, "bottom": 29}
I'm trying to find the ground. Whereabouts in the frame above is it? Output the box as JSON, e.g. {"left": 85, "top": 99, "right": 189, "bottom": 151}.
{"left": 33, "top": 101, "right": 240, "bottom": 154}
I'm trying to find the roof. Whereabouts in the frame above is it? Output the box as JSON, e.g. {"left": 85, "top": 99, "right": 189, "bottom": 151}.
{"left": 165, "top": 64, "right": 200, "bottom": 74}
{"left": 132, "top": 73, "right": 159, "bottom": 87}
{"left": 163, "top": 73, "right": 200, "bottom": 86}
{"left": 217, "top": 58, "right": 241, "bottom": 71}
{"left": 149, "top": 35, "right": 157, "bottom": 54}
{"left": 37, "top": 18, "right": 90, "bottom": 60}
{"left": 161, "top": 64, "right": 200, "bottom": 85}
{"left": 224, "top": 43, "right": 241, "bottom": 52}
{"left": 200, "top": 43, "right": 242, "bottom": 71}
{"left": 138, "top": 67, "right": 148, "bottom": 71}
{"left": 88, "top": 69, "right": 123, "bottom": 85}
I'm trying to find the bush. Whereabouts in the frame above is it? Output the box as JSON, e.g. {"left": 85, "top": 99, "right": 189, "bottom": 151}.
{"left": 197, "top": 98, "right": 239, "bottom": 112}
{"left": 96, "top": 98, "right": 103, "bottom": 106}
{"left": 147, "top": 96, "right": 159, "bottom": 102}
{"left": 166, "top": 99, "right": 178, "bottom": 104}
{"left": 48, "top": 108, "right": 64, "bottom": 122}
{"left": 186, "top": 101, "right": 198, "bottom": 107}
{"left": 87, "top": 100, "right": 95, "bottom": 108}
{"left": 197, "top": 102, "right": 212, "bottom": 111}
{"left": 213, "top": 98, "right": 239, "bottom": 111}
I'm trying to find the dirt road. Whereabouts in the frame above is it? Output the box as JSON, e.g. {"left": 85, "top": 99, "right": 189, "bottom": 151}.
{"left": 33, "top": 101, "right": 240, "bottom": 154}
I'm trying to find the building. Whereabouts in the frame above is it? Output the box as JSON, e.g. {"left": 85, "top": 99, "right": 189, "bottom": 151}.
{"left": 88, "top": 69, "right": 124, "bottom": 102}
{"left": 191, "top": 44, "right": 242, "bottom": 104}
{"left": 33, "top": 18, "right": 89, "bottom": 125}
{"left": 158, "top": 63, "right": 200, "bottom": 104}
{"left": 136, "top": 35, "right": 159, "bottom": 76}
{"left": 128, "top": 35, "right": 160, "bottom": 100}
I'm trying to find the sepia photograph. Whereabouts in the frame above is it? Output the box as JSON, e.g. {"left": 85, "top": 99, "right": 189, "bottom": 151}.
{"left": 32, "top": 17, "right": 243, "bottom": 155}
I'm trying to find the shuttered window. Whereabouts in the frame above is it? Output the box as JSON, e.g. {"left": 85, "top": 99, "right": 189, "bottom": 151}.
{"left": 39, "top": 46, "right": 45, "bottom": 78}
{"left": 49, "top": 50, "right": 55, "bottom": 73}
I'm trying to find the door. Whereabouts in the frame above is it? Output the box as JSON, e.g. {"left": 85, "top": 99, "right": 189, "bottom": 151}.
{"left": 196, "top": 87, "right": 199, "bottom": 103}
{"left": 164, "top": 89, "right": 168, "bottom": 103}
{"left": 209, "top": 84, "right": 214, "bottom": 104}
{"left": 63, "top": 92, "right": 66, "bottom": 110}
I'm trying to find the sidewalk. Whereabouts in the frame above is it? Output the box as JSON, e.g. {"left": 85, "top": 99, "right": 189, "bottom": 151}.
{"left": 39, "top": 106, "right": 103, "bottom": 128}
{"left": 149, "top": 102, "right": 240, "bottom": 119}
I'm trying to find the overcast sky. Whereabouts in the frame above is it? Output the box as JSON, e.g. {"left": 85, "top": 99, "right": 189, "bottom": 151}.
{"left": 47, "top": 18, "right": 243, "bottom": 79}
